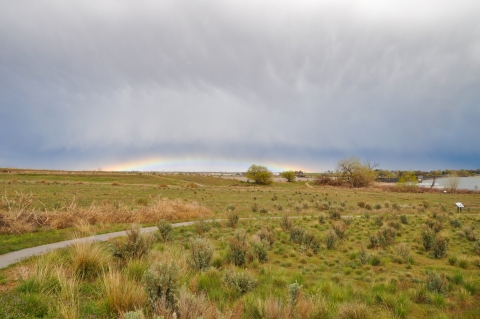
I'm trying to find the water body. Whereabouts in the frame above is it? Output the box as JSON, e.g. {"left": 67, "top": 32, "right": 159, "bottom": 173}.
{"left": 419, "top": 177, "right": 480, "bottom": 191}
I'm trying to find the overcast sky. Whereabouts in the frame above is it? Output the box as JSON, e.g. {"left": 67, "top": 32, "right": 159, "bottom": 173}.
{"left": 1, "top": 0, "right": 479, "bottom": 172}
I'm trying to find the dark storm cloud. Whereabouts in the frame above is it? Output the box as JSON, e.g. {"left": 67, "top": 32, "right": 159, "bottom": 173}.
{"left": 1, "top": 0, "right": 479, "bottom": 171}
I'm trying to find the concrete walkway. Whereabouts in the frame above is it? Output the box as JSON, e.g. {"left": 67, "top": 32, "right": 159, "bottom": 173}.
{"left": 0, "top": 221, "right": 196, "bottom": 269}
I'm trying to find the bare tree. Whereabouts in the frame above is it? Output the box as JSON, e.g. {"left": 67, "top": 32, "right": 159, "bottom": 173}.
{"left": 336, "top": 156, "right": 378, "bottom": 188}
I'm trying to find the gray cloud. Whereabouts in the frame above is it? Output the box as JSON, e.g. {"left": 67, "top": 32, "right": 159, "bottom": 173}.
{"left": 1, "top": 0, "right": 479, "bottom": 171}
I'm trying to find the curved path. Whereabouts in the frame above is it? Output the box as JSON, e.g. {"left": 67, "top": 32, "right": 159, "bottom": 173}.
{"left": 0, "top": 221, "right": 196, "bottom": 269}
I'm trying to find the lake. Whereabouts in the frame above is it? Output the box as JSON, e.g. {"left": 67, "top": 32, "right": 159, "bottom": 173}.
{"left": 419, "top": 176, "right": 480, "bottom": 191}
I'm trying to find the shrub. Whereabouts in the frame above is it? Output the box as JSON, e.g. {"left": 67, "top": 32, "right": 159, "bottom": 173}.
{"left": 230, "top": 234, "right": 248, "bottom": 266}
{"left": 369, "top": 254, "right": 381, "bottom": 266}
{"left": 387, "top": 220, "right": 401, "bottom": 230}
{"left": 332, "top": 221, "right": 347, "bottom": 239}
{"left": 260, "top": 208, "right": 268, "bottom": 214}
{"left": 157, "top": 219, "right": 173, "bottom": 243}
{"left": 474, "top": 240, "right": 480, "bottom": 255}
{"left": 425, "top": 220, "right": 443, "bottom": 233}
{"left": 421, "top": 225, "right": 436, "bottom": 251}
{"left": 188, "top": 238, "right": 214, "bottom": 271}
{"left": 123, "top": 310, "right": 145, "bottom": 319}
{"left": 450, "top": 219, "right": 462, "bottom": 228}
{"left": 195, "top": 219, "right": 211, "bottom": 234}
{"left": 373, "top": 215, "right": 384, "bottom": 227}
{"left": 251, "top": 203, "right": 258, "bottom": 212}
{"left": 301, "top": 232, "right": 321, "bottom": 254}
{"left": 329, "top": 207, "right": 342, "bottom": 219}
{"left": 280, "top": 215, "right": 293, "bottom": 231}
{"left": 325, "top": 229, "right": 338, "bottom": 250}
{"left": 392, "top": 202, "right": 401, "bottom": 211}
{"left": 357, "top": 201, "right": 366, "bottom": 208}
{"left": 425, "top": 272, "right": 448, "bottom": 294}
{"left": 365, "top": 204, "right": 373, "bottom": 211}
{"left": 288, "top": 281, "right": 302, "bottom": 307}
{"left": 318, "top": 213, "right": 326, "bottom": 224}
{"left": 462, "top": 225, "right": 477, "bottom": 241}
{"left": 290, "top": 227, "right": 305, "bottom": 244}
{"left": 143, "top": 262, "right": 179, "bottom": 312}
{"left": 433, "top": 235, "right": 448, "bottom": 258}
{"left": 400, "top": 215, "right": 408, "bottom": 225}
{"left": 377, "top": 225, "right": 397, "bottom": 247}
{"left": 251, "top": 239, "right": 269, "bottom": 263}
{"left": 368, "top": 235, "right": 379, "bottom": 249}
{"left": 373, "top": 203, "right": 382, "bottom": 210}
{"left": 256, "top": 227, "right": 275, "bottom": 247}
{"left": 343, "top": 216, "right": 353, "bottom": 226}
{"left": 384, "top": 201, "right": 391, "bottom": 209}
{"left": 110, "top": 225, "right": 155, "bottom": 260}
{"left": 223, "top": 270, "right": 257, "bottom": 294}
{"left": 393, "top": 243, "right": 411, "bottom": 262}
{"left": 422, "top": 200, "right": 430, "bottom": 209}
{"left": 227, "top": 210, "right": 239, "bottom": 228}
{"left": 359, "top": 245, "right": 369, "bottom": 265}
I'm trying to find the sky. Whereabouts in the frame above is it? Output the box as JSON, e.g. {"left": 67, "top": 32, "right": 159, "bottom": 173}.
{"left": 1, "top": 0, "right": 479, "bottom": 172}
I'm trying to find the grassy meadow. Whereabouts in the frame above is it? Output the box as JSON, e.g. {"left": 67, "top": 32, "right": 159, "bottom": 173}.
{"left": 1, "top": 169, "right": 480, "bottom": 318}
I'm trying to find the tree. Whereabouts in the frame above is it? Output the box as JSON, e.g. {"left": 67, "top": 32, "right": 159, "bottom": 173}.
{"left": 246, "top": 165, "right": 273, "bottom": 185}
{"left": 336, "top": 156, "right": 377, "bottom": 188}
{"left": 444, "top": 173, "right": 460, "bottom": 193}
{"left": 280, "top": 171, "right": 296, "bottom": 182}
{"left": 397, "top": 171, "right": 418, "bottom": 191}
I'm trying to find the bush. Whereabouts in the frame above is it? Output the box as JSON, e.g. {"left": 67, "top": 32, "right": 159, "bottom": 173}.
{"left": 373, "top": 215, "right": 384, "bottom": 227}
{"left": 280, "top": 215, "right": 293, "bottom": 231}
{"left": 143, "top": 262, "right": 179, "bottom": 312}
{"left": 377, "top": 225, "right": 397, "bottom": 247}
{"left": 450, "top": 219, "right": 462, "bottom": 228}
{"left": 260, "top": 208, "right": 268, "bottom": 214}
{"left": 325, "top": 229, "right": 338, "bottom": 250}
{"left": 474, "top": 240, "right": 480, "bottom": 255}
{"left": 157, "top": 219, "right": 173, "bottom": 243}
{"left": 230, "top": 234, "right": 248, "bottom": 266}
{"left": 400, "top": 215, "right": 408, "bottom": 225}
{"left": 433, "top": 235, "right": 448, "bottom": 258}
{"left": 332, "top": 221, "right": 347, "bottom": 239}
{"left": 426, "top": 272, "right": 448, "bottom": 294}
{"left": 251, "top": 203, "right": 258, "bottom": 212}
{"left": 188, "top": 238, "right": 214, "bottom": 271}
{"left": 365, "top": 203, "right": 373, "bottom": 211}
{"left": 368, "top": 235, "right": 379, "bottom": 249}
{"left": 227, "top": 210, "right": 239, "bottom": 228}
{"left": 373, "top": 203, "right": 382, "bottom": 210}
{"left": 288, "top": 281, "right": 302, "bottom": 307}
{"left": 462, "top": 225, "right": 477, "bottom": 241}
{"left": 223, "top": 270, "right": 257, "bottom": 294}
{"left": 290, "top": 227, "right": 305, "bottom": 244}
{"left": 392, "top": 202, "right": 401, "bottom": 211}
{"left": 251, "top": 239, "right": 269, "bottom": 263}
{"left": 256, "top": 227, "right": 275, "bottom": 246}
{"left": 393, "top": 243, "right": 410, "bottom": 262}
{"left": 329, "top": 207, "right": 342, "bottom": 220}
{"left": 422, "top": 200, "right": 430, "bottom": 209}
{"left": 421, "top": 225, "right": 436, "bottom": 251}
{"left": 358, "top": 201, "right": 366, "bottom": 208}
{"left": 195, "top": 219, "right": 211, "bottom": 234}
{"left": 359, "top": 245, "right": 369, "bottom": 264}
{"left": 110, "top": 225, "right": 155, "bottom": 260}
{"left": 301, "top": 232, "right": 321, "bottom": 254}
{"left": 318, "top": 213, "right": 326, "bottom": 224}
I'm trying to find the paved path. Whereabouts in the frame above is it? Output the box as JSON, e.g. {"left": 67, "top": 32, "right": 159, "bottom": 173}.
{"left": 0, "top": 221, "right": 196, "bottom": 269}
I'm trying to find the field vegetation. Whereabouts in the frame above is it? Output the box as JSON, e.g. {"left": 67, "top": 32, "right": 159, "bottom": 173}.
{"left": 1, "top": 169, "right": 480, "bottom": 318}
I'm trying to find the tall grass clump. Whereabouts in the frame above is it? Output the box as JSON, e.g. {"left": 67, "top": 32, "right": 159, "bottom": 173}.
{"left": 223, "top": 270, "right": 257, "bottom": 294}
{"left": 325, "top": 229, "right": 338, "bottom": 250}
{"left": 433, "top": 235, "right": 449, "bottom": 258}
{"left": 157, "top": 219, "right": 173, "bottom": 243}
{"left": 421, "top": 225, "right": 436, "bottom": 251}
{"left": 188, "top": 238, "right": 214, "bottom": 271}
{"left": 290, "top": 227, "right": 305, "bottom": 244}
{"left": 251, "top": 237, "right": 269, "bottom": 263}
{"left": 230, "top": 230, "right": 248, "bottom": 266}
{"left": 227, "top": 210, "right": 239, "bottom": 228}
{"left": 336, "top": 302, "right": 369, "bottom": 319}
{"left": 280, "top": 215, "right": 293, "bottom": 231}
{"left": 71, "top": 240, "right": 110, "bottom": 280}
{"left": 103, "top": 270, "right": 147, "bottom": 314}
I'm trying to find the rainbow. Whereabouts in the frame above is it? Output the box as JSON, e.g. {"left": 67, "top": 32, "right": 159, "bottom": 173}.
{"left": 103, "top": 157, "right": 311, "bottom": 173}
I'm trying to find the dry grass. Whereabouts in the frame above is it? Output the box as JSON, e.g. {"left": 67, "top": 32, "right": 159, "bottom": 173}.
{"left": 103, "top": 269, "right": 148, "bottom": 314}
{"left": 0, "top": 195, "right": 210, "bottom": 234}
{"left": 70, "top": 239, "right": 111, "bottom": 280}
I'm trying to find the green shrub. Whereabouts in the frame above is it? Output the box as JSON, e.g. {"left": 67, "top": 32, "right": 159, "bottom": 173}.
{"left": 422, "top": 200, "right": 430, "bottom": 209}
{"left": 377, "top": 225, "right": 397, "bottom": 247}
{"left": 359, "top": 245, "right": 369, "bottom": 265}
{"left": 124, "top": 310, "right": 146, "bottom": 319}
{"left": 251, "top": 240, "right": 269, "bottom": 263}
{"left": 400, "top": 215, "right": 408, "bottom": 225}
{"left": 329, "top": 207, "right": 342, "bottom": 219}
{"left": 332, "top": 221, "right": 347, "bottom": 239}
{"left": 195, "top": 219, "right": 211, "bottom": 234}
{"left": 318, "top": 213, "right": 326, "bottom": 224}
{"left": 365, "top": 203, "right": 373, "bottom": 211}
{"left": 392, "top": 202, "right": 401, "bottom": 211}
{"left": 462, "top": 225, "right": 477, "bottom": 241}
{"left": 432, "top": 235, "right": 448, "bottom": 259}
{"left": 110, "top": 225, "right": 155, "bottom": 260}
{"left": 373, "top": 215, "right": 384, "bottom": 227}
{"left": 290, "top": 227, "right": 305, "bottom": 244}
{"left": 373, "top": 203, "right": 382, "bottom": 210}
{"left": 223, "top": 270, "right": 257, "bottom": 294}
{"left": 425, "top": 271, "right": 448, "bottom": 294}
{"left": 227, "top": 210, "right": 239, "bottom": 228}
{"left": 368, "top": 235, "right": 379, "bottom": 249}
{"left": 384, "top": 201, "right": 391, "bottom": 209}
{"left": 421, "top": 225, "right": 436, "bottom": 251}
{"left": 188, "top": 238, "right": 214, "bottom": 271}
{"left": 450, "top": 219, "right": 462, "bottom": 228}
{"left": 143, "top": 262, "right": 179, "bottom": 312}
{"left": 260, "top": 208, "right": 268, "bottom": 214}
{"left": 280, "top": 215, "right": 293, "bottom": 231}
{"left": 325, "top": 229, "right": 338, "bottom": 250}
{"left": 230, "top": 234, "right": 248, "bottom": 266}
{"left": 288, "top": 281, "right": 302, "bottom": 307}
{"left": 302, "top": 232, "right": 321, "bottom": 254}
{"left": 157, "top": 219, "right": 173, "bottom": 243}
{"left": 369, "top": 254, "right": 381, "bottom": 266}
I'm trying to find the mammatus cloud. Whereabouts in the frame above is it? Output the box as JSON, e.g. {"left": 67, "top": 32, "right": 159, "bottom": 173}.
{"left": 1, "top": 0, "right": 479, "bottom": 171}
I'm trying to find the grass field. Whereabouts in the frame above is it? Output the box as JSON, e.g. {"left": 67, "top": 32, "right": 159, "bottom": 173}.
{"left": 1, "top": 170, "right": 480, "bottom": 318}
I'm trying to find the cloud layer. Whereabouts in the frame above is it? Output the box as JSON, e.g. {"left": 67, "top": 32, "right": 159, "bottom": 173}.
{"left": 1, "top": 0, "right": 479, "bottom": 171}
